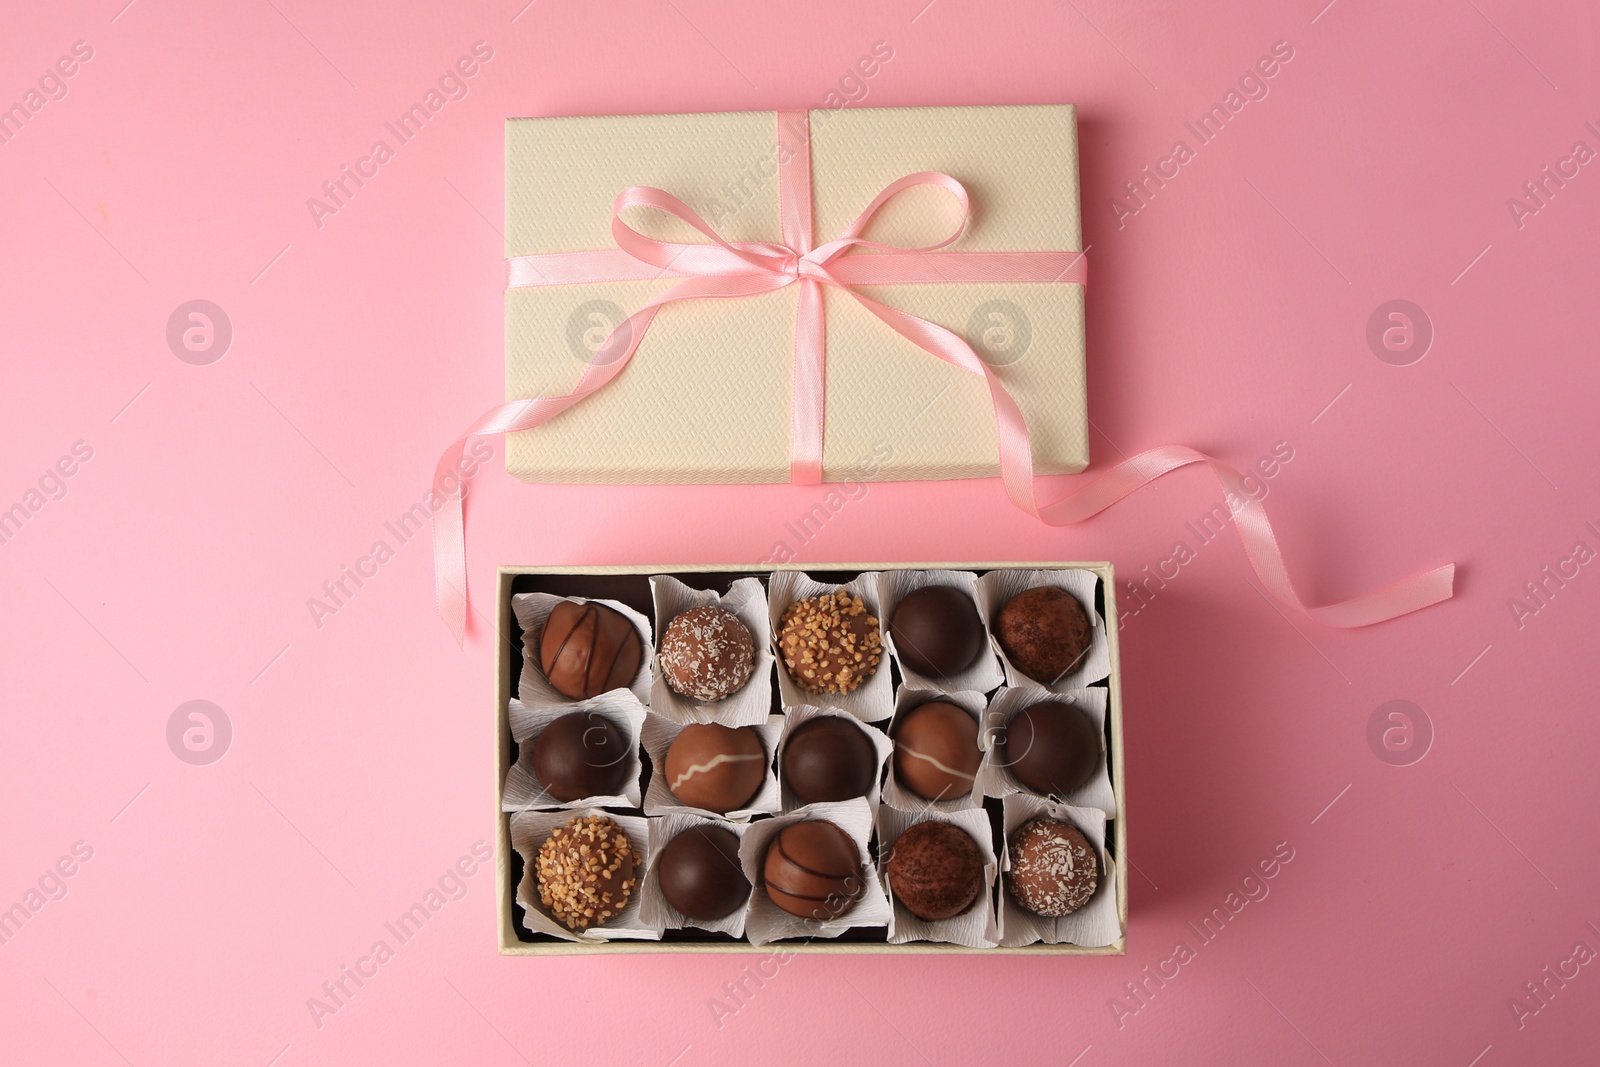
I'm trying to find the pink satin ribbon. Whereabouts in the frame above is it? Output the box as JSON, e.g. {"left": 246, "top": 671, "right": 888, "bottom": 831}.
{"left": 432, "top": 110, "right": 1453, "bottom": 642}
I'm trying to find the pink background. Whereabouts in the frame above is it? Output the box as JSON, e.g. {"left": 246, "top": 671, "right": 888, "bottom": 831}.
{"left": 3, "top": 0, "right": 1597, "bottom": 1063}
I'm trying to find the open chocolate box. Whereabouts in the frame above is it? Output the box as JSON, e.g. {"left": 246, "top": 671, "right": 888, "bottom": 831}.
{"left": 494, "top": 563, "right": 1127, "bottom": 954}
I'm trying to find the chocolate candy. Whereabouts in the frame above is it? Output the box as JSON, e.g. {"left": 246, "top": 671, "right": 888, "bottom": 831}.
{"left": 781, "top": 716, "right": 878, "bottom": 804}
{"left": 1005, "top": 817, "right": 1098, "bottom": 917}
{"left": 777, "top": 592, "right": 883, "bottom": 695}
{"left": 536, "top": 814, "right": 638, "bottom": 931}
{"left": 998, "top": 701, "right": 1100, "bottom": 797}
{"left": 663, "top": 723, "right": 767, "bottom": 814}
{"left": 885, "top": 820, "right": 985, "bottom": 921}
{"left": 656, "top": 824, "right": 750, "bottom": 922}
{"left": 531, "top": 711, "right": 632, "bottom": 802}
{"left": 888, "top": 585, "right": 986, "bottom": 678}
{"left": 995, "top": 585, "right": 1091, "bottom": 684}
{"left": 762, "top": 820, "right": 863, "bottom": 921}
{"left": 658, "top": 605, "right": 756, "bottom": 702}
{"left": 539, "top": 600, "right": 644, "bottom": 700}
{"left": 892, "top": 702, "right": 981, "bottom": 802}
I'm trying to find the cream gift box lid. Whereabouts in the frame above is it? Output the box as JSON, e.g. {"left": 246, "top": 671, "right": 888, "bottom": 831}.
{"left": 504, "top": 104, "right": 1087, "bottom": 485}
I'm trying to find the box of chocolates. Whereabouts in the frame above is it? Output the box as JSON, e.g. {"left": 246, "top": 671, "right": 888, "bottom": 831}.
{"left": 494, "top": 563, "right": 1127, "bottom": 955}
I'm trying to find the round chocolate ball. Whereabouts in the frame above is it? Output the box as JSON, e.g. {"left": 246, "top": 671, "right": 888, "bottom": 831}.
{"left": 781, "top": 716, "right": 878, "bottom": 804}
{"left": 762, "top": 819, "right": 864, "bottom": 921}
{"left": 885, "top": 820, "right": 985, "bottom": 921}
{"left": 536, "top": 814, "right": 638, "bottom": 931}
{"left": 994, "top": 585, "right": 1092, "bottom": 684}
{"left": 777, "top": 591, "right": 883, "bottom": 695}
{"left": 531, "top": 711, "right": 632, "bottom": 802}
{"left": 657, "top": 824, "right": 750, "bottom": 922}
{"left": 888, "top": 585, "right": 986, "bottom": 678}
{"left": 1005, "top": 816, "right": 1099, "bottom": 917}
{"left": 658, "top": 605, "right": 756, "bottom": 702}
{"left": 998, "top": 701, "right": 1100, "bottom": 797}
{"left": 539, "top": 600, "right": 644, "bottom": 699}
{"left": 663, "top": 723, "right": 767, "bottom": 814}
{"left": 892, "top": 702, "right": 981, "bottom": 802}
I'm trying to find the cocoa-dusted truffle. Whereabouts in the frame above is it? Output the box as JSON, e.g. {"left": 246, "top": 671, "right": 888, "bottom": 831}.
{"left": 781, "top": 716, "right": 878, "bottom": 805}
{"left": 536, "top": 814, "right": 638, "bottom": 930}
{"left": 1005, "top": 817, "right": 1098, "bottom": 917}
{"left": 998, "top": 701, "right": 1100, "bottom": 797}
{"left": 889, "top": 585, "right": 986, "bottom": 678}
{"left": 658, "top": 605, "right": 755, "bottom": 702}
{"left": 657, "top": 824, "right": 750, "bottom": 922}
{"left": 663, "top": 723, "right": 767, "bottom": 814}
{"left": 885, "top": 820, "right": 985, "bottom": 922}
{"left": 995, "top": 586, "right": 1091, "bottom": 683}
{"left": 777, "top": 592, "right": 883, "bottom": 696}
{"left": 539, "top": 600, "right": 644, "bottom": 699}
{"left": 762, "top": 820, "right": 864, "bottom": 921}
{"left": 531, "top": 711, "right": 632, "bottom": 802}
{"left": 892, "top": 702, "right": 981, "bottom": 802}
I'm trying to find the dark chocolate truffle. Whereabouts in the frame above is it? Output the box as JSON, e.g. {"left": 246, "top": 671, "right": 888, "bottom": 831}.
{"left": 889, "top": 585, "right": 986, "bottom": 678}
{"left": 658, "top": 605, "right": 756, "bottom": 702}
{"left": 995, "top": 585, "right": 1092, "bottom": 683}
{"left": 536, "top": 814, "right": 638, "bottom": 930}
{"left": 762, "top": 820, "right": 864, "bottom": 921}
{"left": 531, "top": 711, "right": 632, "bottom": 802}
{"left": 657, "top": 824, "right": 750, "bottom": 922}
{"left": 663, "top": 723, "right": 767, "bottom": 814}
{"left": 892, "top": 702, "right": 981, "bottom": 802}
{"left": 777, "top": 592, "right": 883, "bottom": 695}
{"left": 998, "top": 701, "right": 1100, "bottom": 797}
{"left": 781, "top": 716, "right": 878, "bottom": 804}
{"left": 1005, "top": 817, "right": 1098, "bottom": 917}
{"left": 885, "top": 820, "right": 985, "bottom": 921}
{"left": 539, "top": 600, "right": 644, "bottom": 700}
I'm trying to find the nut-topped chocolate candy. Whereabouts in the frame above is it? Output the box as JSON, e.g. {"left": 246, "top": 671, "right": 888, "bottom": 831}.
{"left": 888, "top": 585, "right": 986, "bottom": 678}
{"left": 536, "top": 814, "right": 638, "bottom": 931}
{"left": 777, "top": 592, "right": 883, "bottom": 696}
{"left": 539, "top": 600, "right": 644, "bottom": 699}
{"left": 658, "top": 605, "right": 755, "bottom": 702}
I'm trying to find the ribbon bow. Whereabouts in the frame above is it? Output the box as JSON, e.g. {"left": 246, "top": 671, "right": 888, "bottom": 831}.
{"left": 432, "top": 108, "right": 1452, "bottom": 643}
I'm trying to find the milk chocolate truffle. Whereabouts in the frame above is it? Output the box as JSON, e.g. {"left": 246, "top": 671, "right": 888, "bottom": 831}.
{"left": 663, "top": 723, "right": 768, "bottom": 814}
{"left": 531, "top": 711, "right": 632, "bottom": 802}
{"left": 885, "top": 820, "right": 985, "bottom": 921}
{"left": 536, "top": 814, "right": 637, "bottom": 931}
{"left": 539, "top": 600, "right": 644, "bottom": 699}
{"left": 781, "top": 716, "right": 878, "bottom": 804}
{"left": 995, "top": 585, "right": 1092, "bottom": 683}
{"left": 777, "top": 591, "right": 883, "bottom": 696}
{"left": 657, "top": 824, "right": 750, "bottom": 922}
{"left": 998, "top": 701, "right": 1100, "bottom": 797}
{"left": 892, "top": 702, "right": 981, "bottom": 802}
{"left": 888, "top": 585, "right": 986, "bottom": 678}
{"left": 1005, "top": 817, "right": 1098, "bottom": 917}
{"left": 762, "top": 820, "right": 864, "bottom": 921}
{"left": 658, "top": 605, "right": 755, "bottom": 702}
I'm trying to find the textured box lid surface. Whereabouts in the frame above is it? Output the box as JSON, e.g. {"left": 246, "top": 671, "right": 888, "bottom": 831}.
{"left": 505, "top": 104, "right": 1086, "bottom": 484}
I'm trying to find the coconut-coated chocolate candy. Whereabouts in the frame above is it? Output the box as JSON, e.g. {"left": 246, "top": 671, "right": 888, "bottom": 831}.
{"left": 657, "top": 824, "right": 750, "bottom": 922}
{"left": 663, "top": 723, "right": 767, "bottom": 814}
{"left": 998, "top": 701, "right": 1100, "bottom": 797}
{"left": 777, "top": 592, "right": 883, "bottom": 696}
{"left": 531, "top": 711, "right": 632, "bottom": 802}
{"left": 536, "top": 814, "right": 638, "bottom": 931}
{"left": 658, "top": 605, "right": 755, "bottom": 702}
{"left": 762, "top": 820, "right": 864, "bottom": 921}
{"left": 539, "top": 600, "right": 644, "bottom": 699}
{"left": 781, "top": 716, "right": 878, "bottom": 804}
{"left": 885, "top": 820, "right": 985, "bottom": 921}
{"left": 888, "top": 585, "right": 986, "bottom": 678}
{"left": 892, "top": 702, "right": 981, "bottom": 802}
{"left": 1005, "top": 816, "right": 1098, "bottom": 917}
{"left": 995, "top": 585, "right": 1091, "bottom": 684}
